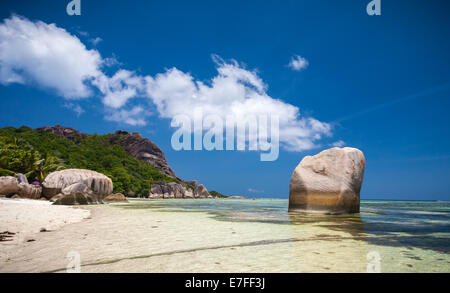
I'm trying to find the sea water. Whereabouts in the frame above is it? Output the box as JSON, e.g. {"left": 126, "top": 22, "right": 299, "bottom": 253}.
{"left": 116, "top": 199, "right": 450, "bottom": 272}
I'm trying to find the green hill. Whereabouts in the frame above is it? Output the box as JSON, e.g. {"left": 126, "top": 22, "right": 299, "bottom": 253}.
{"left": 0, "top": 126, "right": 177, "bottom": 196}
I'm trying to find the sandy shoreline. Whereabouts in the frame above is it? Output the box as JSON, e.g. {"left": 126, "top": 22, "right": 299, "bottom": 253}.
{"left": 0, "top": 198, "right": 90, "bottom": 244}
{"left": 0, "top": 198, "right": 370, "bottom": 273}
{"left": 1, "top": 198, "right": 448, "bottom": 273}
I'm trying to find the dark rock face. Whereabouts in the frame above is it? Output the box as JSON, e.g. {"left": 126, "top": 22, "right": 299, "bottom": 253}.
{"left": 36, "top": 125, "right": 87, "bottom": 142}
{"left": 108, "top": 130, "right": 178, "bottom": 179}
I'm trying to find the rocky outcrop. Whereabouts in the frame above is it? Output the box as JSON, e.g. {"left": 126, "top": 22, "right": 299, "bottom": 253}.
{"left": 37, "top": 125, "right": 215, "bottom": 198}
{"left": 0, "top": 175, "right": 42, "bottom": 199}
{"left": 194, "top": 184, "right": 210, "bottom": 198}
{"left": 52, "top": 192, "right": 101, "bottom": 205}
{"left": 42, "top": 169, "right": 113, "bottom": 199}
{"left": 36, "top": 125, "right": 87, "bottom": 143}
{"left": 289, "top": 147, "right": 365, "bottom": 215}
{"left": 148, "top": 182, "right": 214, "bottom": 199}
{"left": 149, "top": 182, "right": 191, "bottom": 198}
{"left": 108, "top": 130, "right": 178, "bottom": 179}
{"left": 104, "top": 193, "right": 128, "bottom": 203}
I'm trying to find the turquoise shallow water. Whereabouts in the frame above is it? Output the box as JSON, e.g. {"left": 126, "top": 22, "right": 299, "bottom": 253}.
{"left": 118, "top": 198, "right": 450, "bottom": 272}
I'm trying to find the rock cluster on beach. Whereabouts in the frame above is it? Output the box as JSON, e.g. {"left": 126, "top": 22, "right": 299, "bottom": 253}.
{"left": 289, "top": 147, "right": 365, "bottom": 215}
{"left": 0, "top": 174, "right": 42, "bottom": 199}
{"left": 148, "top": 181, "right": 214, "bottom": 198}
{"left": 42, "top": 169, "right": 113, "bottom": 199}
{"left": 37, "top": 126, "right": 214, "bottom": 196}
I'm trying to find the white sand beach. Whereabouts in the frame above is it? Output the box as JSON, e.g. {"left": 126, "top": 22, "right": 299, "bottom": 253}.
{"left": 0, "top": 198, "right": 90, "bottom": 244}
{"left": 0, "top": 198, "right": 448, "bottom": 273}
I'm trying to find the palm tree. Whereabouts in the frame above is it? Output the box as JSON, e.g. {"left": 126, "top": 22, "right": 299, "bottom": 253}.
{"left": 26, "top": 154, "right": 66, "bottom": 182}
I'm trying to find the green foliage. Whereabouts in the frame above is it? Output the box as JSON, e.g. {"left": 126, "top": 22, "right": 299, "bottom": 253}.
{"left": 209, "top": 190, "right": 228, "bottom": 198}
{"left": 0, "top": 126, "right": 176, "bottom": 196}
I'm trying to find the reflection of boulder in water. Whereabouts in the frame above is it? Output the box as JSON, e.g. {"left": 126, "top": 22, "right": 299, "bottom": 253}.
{"left": 286, "top": 213, "right": 369, "bottom": 272}
{"left": 288, "top": 213, "right": 366, "bottom": 238}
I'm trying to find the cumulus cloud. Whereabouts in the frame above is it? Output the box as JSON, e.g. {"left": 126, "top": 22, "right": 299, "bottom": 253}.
{"left": 288, "top": 55, "right": 309, "bottom": 71}
{"left": 0, "top": 15, "right": 103, "bottom": 98}
{"left": 0, "top": 15, "right": 332, "bottom": 152}
{"left": 93, "top": 69, "right": 145, "bottom": 108}
{"left": 144, "top": 56, "right": 330, "bottom": 151}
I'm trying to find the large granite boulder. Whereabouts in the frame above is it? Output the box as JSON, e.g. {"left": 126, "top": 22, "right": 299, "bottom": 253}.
{"left": 0, "top": 176, "right": 19, "bottom": 196}
{"left": 149, "top": 182, "right": 188, "bottom": 198}
{"left": 61, "top": 182, "right": 91, "bottom": 195}
{"left": 289, "top": 147, "right": 365, "bottom": 215}
{"left": 104, "top": 193, "right": 128, "bottom": 203}
{"left": 0, "top": 176, "right": 42, "bottom": 199}
{"left": 52, "top": 192, "right": 101, "bottom": 205}
{"left": 194, "top": 184, "right": 210, "bottom": 198}
{"left": 42, "top": 169, "right": 113, "bottom": 199}
{"left": 17, "top": 182, "right": 42, "bottom": 199}
{"left": 148, "top": 181, "right": 213, "bottom": 199}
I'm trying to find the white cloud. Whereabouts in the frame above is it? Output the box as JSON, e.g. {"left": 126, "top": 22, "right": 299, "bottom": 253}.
{"left": 0, "top": 15, "right": 103, "bottom": 98}
{"left": 331, "top": 140, "right": 345, "bottom": 147}
{"left": 89, "top": 37, "right": 102, "bottom": 46}
{"left": 63, "top": 102, "right": 84, "bottom": 116}
{"left": 288, "top": 55, "right": 309, "bottom": 71}
{"left": 144, "top": 56, "right": 330, "bottom": 151}
{"left": 93, "top": 69, "right": 145, "bottom": 108}
{"left": 0, "top": 16, "right": 332, "bottom": 150}
{"left": 105, "top": 106, "right": 147, "bottom": 126}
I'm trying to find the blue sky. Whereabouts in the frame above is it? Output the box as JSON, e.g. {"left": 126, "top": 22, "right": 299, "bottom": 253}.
{"left": 1, "top": 0, "right": 450, "bottom": 200}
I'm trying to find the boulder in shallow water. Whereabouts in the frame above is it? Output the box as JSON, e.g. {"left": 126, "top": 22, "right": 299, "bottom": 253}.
{"left": 42, "top": 169, "right": 113, "bottom": 199}
{"left": 289, "top": 147, "right": 365, "bottom": 215}
{"left": 52, "top": 192, "right": 101, "bottom": 205}
{"left": 104, "top": 193, "right": 128, "bottom": 203}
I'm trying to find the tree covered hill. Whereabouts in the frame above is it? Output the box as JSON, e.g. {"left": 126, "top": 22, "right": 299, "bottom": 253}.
{"left": 0, "top": 126, "right": 177, "bottom": 196}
